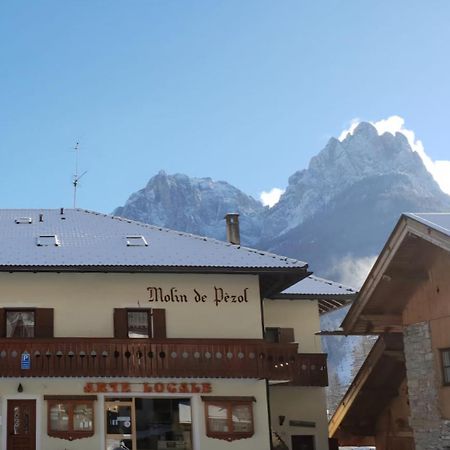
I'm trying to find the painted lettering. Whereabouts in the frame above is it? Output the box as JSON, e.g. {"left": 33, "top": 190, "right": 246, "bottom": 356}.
{"left": 147, "top": 287, "right": 188, "bottom": 303}
{"left": 194, "top": 289, "right": 207, "bottom": 303}
{"left": 214, "top": 287, "right": 248, "bottom": 306}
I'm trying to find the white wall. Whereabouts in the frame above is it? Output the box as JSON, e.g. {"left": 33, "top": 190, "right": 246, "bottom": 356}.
{"left": 0, "top": 272, "right": 263, "bottom": 339}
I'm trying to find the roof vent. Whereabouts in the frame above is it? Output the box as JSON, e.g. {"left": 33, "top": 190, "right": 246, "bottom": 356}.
{"left": 15, "top": 217, "right": 33, "bottom": 224}
{"left": 224, "top": 213, "right": 240, "bottom": 245}
{"left": 37, "top": 235, "right": 60, "bottom": 247}
{"left": 126, "top": 235, "right": 148, "bottom": 247}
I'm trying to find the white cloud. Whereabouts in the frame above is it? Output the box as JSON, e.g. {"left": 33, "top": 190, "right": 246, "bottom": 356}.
{"left": 260, "top": 188, "right": 285, "bottom": 207}
{"left": 339, "top": 115, "right": 450, "bottom": 195}
{"left": 333, "top": 255, "right": 377, "bottom": 289}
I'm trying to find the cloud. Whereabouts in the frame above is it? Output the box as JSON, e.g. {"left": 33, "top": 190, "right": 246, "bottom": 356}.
{"left": 339, "top": 115, "right": 450, "bottom": 195}
{"left": 260, "top": 188, "right": 285, "bottom": 207}
{"left": 333, "top": 255, "right": 377, "bottom": 289}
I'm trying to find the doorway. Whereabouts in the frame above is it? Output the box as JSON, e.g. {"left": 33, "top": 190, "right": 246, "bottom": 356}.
{"left": 292, "top": 435, "right": 315, "bottom": 450}
{"left": 7, "top": 399, "right": 36, "bottom": 450}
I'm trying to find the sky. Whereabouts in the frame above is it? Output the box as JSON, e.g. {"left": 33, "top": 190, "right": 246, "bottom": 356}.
{"left": 1, "top": 1, "right": 450, "bottom": 212}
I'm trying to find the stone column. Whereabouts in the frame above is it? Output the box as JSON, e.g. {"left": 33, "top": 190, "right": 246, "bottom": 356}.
{"left": 403, "top": 321, "right": 450, "bottom": 450}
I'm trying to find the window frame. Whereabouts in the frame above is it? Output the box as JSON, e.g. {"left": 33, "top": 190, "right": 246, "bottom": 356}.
{"left": 5, "top": 308, "right": 36, "bottom": 338}
{"left": 440, "top": 348, "right": 450, "bottom": 386}
{"left": 201, "top": 396, "right": 255, "bottom": 441}
{"left": 44, "top": 395, "right": 97, "bottom": 441}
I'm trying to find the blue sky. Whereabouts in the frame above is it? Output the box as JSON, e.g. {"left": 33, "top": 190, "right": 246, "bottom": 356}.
{"left": 1, "top": 1, "right": 449, "bottom": 212}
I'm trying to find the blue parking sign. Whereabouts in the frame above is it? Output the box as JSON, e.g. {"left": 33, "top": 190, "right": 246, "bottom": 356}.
{"left": 21, "top": 351, "right": 31, "bottom": 370}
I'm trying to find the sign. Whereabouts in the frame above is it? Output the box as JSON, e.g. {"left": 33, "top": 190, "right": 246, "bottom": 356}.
{"left": 84, "top": 381, "right": 212, "bottom": 394}
{"left": 289, "top": 420, "right": 316, "bottom": 428}
{"left": 20, "top": 352, "right": 31, "bottom": 370}
{"left": 147, "top": 286, "right": 249, "bottom": 307}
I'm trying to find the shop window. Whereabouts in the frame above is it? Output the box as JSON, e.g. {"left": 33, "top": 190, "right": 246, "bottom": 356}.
{"left": 202, "top": 396, "right": 255, "bottom": 441}
{"left": 0, "top": 308, "right": 54, "bottom": 338}
{"left": 265, "top": 327, "right": 295, "bottom": 344}
{"left": 441, "top": 349, "right": 450, "bottom": 385}
{"left": 44, "top": 396, "right": 96, "bottom": 440}
{"left": 114, "top": 308, "right": 166, "bottom": 339}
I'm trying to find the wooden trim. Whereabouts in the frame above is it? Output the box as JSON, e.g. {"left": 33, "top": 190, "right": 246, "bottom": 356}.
{"left": 44, "top": 395, "right": 97, "bottom": 400}
{"left": 201, "top": 396, "right": 256, "bottom": 402}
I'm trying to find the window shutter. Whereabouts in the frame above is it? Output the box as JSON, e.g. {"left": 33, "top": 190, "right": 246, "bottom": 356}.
{"left": 0, "top": 308, "right": 5, "bottom": 338}
{"left": 113, "top": 309, "right": 128, "bottom": 338}
{"left": 278, "top": 328, "right": 295, "bottom": 343}
{"left": 152, "top": 309, "right": 166, "bottom": 338}
{"left": 35, "top": 308, "right": 54, "bottom": 338}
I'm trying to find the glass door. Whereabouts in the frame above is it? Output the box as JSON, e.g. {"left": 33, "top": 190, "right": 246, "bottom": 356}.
{"left": 105, "top": 400, "right": 135, "bottom": 450}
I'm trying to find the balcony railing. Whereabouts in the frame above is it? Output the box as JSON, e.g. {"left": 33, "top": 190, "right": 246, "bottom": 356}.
{"left": 0, "top": 338, "right": 327, "bottom": 386}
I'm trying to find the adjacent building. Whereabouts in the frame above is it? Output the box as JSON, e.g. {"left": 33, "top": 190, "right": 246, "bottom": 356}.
{"left": 0, "top": 209, "right": 330, "bottom": 450}
{"left": 329, "top": 213, "right": 450, "bottom": 450}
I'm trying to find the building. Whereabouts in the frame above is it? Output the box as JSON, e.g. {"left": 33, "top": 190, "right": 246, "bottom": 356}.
{"left": 329, "top": 213, "right": 450, "bottom": 450}
{"left": 0, "top": 208, "right": 330, "bottom": 450}
{"left": 265, "top": 275, "right": 356, "bottom": 450}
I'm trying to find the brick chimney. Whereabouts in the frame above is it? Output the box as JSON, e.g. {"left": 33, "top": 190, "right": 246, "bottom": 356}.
{"left": 224, "top": 213, "right": 240, "bottom": 245}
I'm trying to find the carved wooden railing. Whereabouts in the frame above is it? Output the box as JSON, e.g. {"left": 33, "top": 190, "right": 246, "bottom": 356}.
{"left": 0, "top": 338, "right": 327, "bottom": 386}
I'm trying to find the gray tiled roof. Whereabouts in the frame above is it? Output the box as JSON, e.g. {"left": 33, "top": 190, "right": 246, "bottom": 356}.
{"left": 281, "top": 275, "right": 357, "bottom": 297}
{"left": 406, "top": 212, "right": 450, "bottom": 237}
{"left": 0, "top": 209, "right": 307, "bottom": 270}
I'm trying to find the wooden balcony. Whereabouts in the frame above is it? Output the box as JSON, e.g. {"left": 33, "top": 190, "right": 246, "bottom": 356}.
{"left": 0, "top": 338, "right": 327, "bottom": 386}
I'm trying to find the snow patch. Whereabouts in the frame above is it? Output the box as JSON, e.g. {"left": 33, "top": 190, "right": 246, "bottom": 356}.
{"left": 260, "top": 188, "right": 285, "bottom": 208}
{"left": 339, "top": 115, "right": 450, "bottom": 195}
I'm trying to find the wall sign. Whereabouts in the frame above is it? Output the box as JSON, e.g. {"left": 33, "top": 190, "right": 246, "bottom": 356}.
{"left": 147, "top": 286, "right": 249, "bottom": 307}
{"left": 20, "top": 351, "right": 31, "bottom": 370}
{"left": 84, "top": 382, "right": 212, "bottom": 394}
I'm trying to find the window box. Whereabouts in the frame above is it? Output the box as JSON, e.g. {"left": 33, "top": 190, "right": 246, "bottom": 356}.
{"left": 202, "top": 396, "right": 255, "bottom": 441}
{"left": 44, "top": 395, "right": 96, "bottom": 440}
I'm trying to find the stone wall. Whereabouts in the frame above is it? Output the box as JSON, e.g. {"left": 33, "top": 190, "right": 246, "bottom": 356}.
{"left": 404, "top": 321, "right": 450, "bottom": 450}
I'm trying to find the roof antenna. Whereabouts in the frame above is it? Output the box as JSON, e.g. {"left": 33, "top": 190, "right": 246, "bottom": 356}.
{"left": 72, "top": 142, "right": 87, "bottom": 208}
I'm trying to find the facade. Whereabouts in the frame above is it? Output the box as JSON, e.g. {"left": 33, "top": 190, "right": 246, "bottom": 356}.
{"left": 0, "top": 209, "right": 329, "bottom": 450}
{"left": 265, "top": 275, "right": 356, "bottom": 450}
{"left": 330, "top": 213, "right": 450, "bottom": 450}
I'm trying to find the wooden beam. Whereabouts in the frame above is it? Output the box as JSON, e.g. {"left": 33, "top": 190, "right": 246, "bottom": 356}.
{"left": 360, "top": 314, "right": 403, "bottom": 326}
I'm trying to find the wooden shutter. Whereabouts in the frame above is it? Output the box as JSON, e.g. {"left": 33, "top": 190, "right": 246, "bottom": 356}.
{"left": 152, "top": 309, "right": 166, "bottom": 338}
{"left": 0, "top": 308, "right": 5, "bottom": 337}
{"left": 34, "top": 308, "right": 54, "bottom": 338}
{"left": 278, "top": 328, "right": 295, "bottom": 343}
{"left": 113, "top": 309, "right": 128, "bottom": 338}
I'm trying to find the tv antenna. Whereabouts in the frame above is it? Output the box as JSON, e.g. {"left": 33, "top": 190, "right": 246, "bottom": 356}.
{"left": 72, "top": 142, "right": 87, "bottom": 208}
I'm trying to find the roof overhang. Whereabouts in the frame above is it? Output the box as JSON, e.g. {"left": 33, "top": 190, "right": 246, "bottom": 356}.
{"left": 329, "top": 334, "right": 406, "bottom": 444}
{"left": 342, "top": 214, "right": 450, "bottom": 334}
{"left": 0, "top": 264, "right": 310, "bottom": 299}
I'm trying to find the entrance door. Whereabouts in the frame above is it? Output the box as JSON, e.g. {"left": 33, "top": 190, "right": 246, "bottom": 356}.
{"left": 292, "top": 435, "right": 315, "bottom": 450}
{"left": 7, "top": 400, "right": 36, "bottom": 450}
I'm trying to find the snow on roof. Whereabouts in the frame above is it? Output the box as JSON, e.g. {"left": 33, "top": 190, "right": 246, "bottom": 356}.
{"left": 0, "top": 209, "right": 307, "bottom": 271}
{"left": 406, "top": 212, "right": 450, "bottom": 238}
{"left": 281, "top": 275, "right": 357, "bottom": 297}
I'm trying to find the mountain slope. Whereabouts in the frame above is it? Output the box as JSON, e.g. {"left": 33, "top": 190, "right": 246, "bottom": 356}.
{"left": 113, "top": 170, "right": 264, "bottom": 245}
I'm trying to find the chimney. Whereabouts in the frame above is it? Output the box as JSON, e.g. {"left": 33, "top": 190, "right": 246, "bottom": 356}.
{"left": 39, "top": 213, "right": 44, "bottom": 222}
{"left": 224, "top": 213, "right": 240, "bottom": 245}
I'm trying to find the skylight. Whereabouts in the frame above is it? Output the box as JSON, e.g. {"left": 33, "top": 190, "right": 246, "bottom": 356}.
{"left": 126, "top": 235, "right": 148, "bottom": 247}
{"left": 37, "top": 235, "right": 60, "bottom": 247}
{"left": 15, "top": 217, "right": 33, "bottom": 224}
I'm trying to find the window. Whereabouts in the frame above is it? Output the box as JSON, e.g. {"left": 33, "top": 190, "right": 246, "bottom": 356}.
{"left": 6, "top": 310, "right": 35, "bottom": 337}
{"left": 0, "top": 308, "right": 54, "bottom": 338}
{"left": 114, "top": 308, "right": 166, "bottom": 339}
{"left": 45, "top": 396, "right": 96, "bottom": 440}
{"left": 37, "top": 235, "right": 60, "bottom": 246}
{"left": 265, "top": 327, "right": 295, "bottom": 344}
{"left": 441, "top": 349, "right": 450, "bottom": 385}
{"left": 126, "top": 235, "right": 148, "bottom": 247}
{"left": 202, "top": 396, "right": 255, "bottom": 441}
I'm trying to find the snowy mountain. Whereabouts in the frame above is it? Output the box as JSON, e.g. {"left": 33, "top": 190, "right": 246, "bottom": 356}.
{"left": 113, "top": 171, "right": 264, "bottom": 245}
{"left": 114, "top": 122, "right": 450, "bottom": 284}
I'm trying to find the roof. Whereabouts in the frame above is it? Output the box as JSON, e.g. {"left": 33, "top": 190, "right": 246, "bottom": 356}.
{"left": 342, "top": 212, "right": 450, "bottom": 333}
{"left": 0, "top": 209, "right": 309, "bottom": 296}
{"left": 270, "top": 275, "right": 357, "bottom": 314}
{"left": 405, "top": 212, "right": 450, "bottom": 237}
{"left": 329, "top": 335, "right": 406, "bottom": 445}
